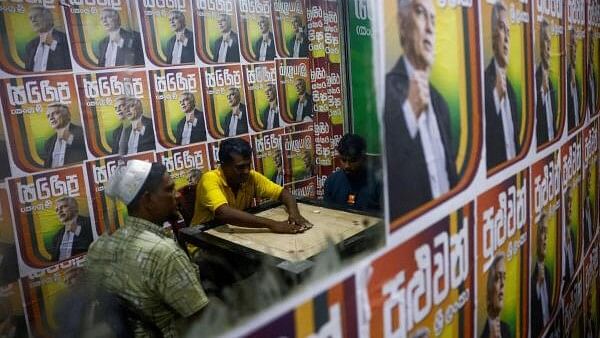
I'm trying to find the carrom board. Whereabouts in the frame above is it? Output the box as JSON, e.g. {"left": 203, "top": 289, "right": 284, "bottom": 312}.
{"left": 204, "top": 203, "right": 381, "bottom": 262}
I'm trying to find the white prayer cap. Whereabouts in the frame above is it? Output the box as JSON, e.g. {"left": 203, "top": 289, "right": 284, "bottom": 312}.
{"left": 105, "top": 159, "right": 152, "bottom": 205}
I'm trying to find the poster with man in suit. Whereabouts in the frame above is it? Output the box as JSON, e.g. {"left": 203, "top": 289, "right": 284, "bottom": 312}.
{"left": 237, "top": 1, "right": 277, "bottom": 62}
{"left": 530, "top": 148, "right": 563, "bottom": 337}
{"left": 482, "top": 0, "right": 533, "bottom": 173}
{"left": 476, "top": 170, "right": 529, "bottom": 338}
{"left": 582, "top": 121, "right": 598, "bottom": 253}
{"left": 0, "top": 3, "right": 71, "bottom": 75}
{"left": 138, "top": 1, "right": 195, "bottom": 66}
{"left": 201, "top": 64, "right": 249, "bottom": 139}
{"left": 566, "top": 8, "right": 585, "bottom": 133}
{"left": 193, "top": 0, "right": 240, "bottom": 64}
{"left": 62, "top": 1, "right": 144, "bottom": 69}
{"left": 76, "top": 70, "right": 152, "bottom": 157}
{"left": 0, "top": 74, "right": 86, "bottom": 174}
{"left": 243, "top": 62, "right": 280, "bottom": 131}
{"left": 276, "top": 58, "right": 314, "bottom": 124}
{"left": 149, "top": 68, "right": 206, "bottom": 149}
{"left": 8, "top": 166, "right": 93, "bottom": 276}
{"left": 271, "top": 0, "right": 308, "bottom": 58}
{"left": 381, "top": 0, "right": 481, "bottom": 230}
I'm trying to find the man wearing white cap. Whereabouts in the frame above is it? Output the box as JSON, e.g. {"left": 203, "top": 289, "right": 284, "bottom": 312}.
{"left": 191, "top": 138, "right": 312, "bottom": 233}
{"left": 86, "top": 160, "right": 208, "bottom": 337}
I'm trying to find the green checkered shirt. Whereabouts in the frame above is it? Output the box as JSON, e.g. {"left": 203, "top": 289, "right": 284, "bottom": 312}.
{"left": 86, "top": 216, "right": 208, "bottom": 338}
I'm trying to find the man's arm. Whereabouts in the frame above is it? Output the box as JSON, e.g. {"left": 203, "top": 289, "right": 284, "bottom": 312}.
{"left": 214, "top": 204, "right": 305, "bottom": 233}
{"left": 279, "top": 189, "right": 312, "bottom": 229}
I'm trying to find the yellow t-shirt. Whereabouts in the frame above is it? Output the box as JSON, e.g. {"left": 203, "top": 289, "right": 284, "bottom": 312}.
{"left": 190, "top": 168, "right": 284, "bottom": 225}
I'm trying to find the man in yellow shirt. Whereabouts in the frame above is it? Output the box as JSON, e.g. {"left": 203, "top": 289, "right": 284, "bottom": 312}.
{"left": 191, "top": 138, "right": 312, "bottom": 233}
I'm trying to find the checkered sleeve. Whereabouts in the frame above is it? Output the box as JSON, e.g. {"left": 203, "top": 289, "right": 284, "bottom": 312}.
{"left": 155, "top": 247, "right": 209, "bottom": 317}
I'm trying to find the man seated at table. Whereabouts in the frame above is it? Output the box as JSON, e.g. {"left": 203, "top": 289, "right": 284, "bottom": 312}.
{"left": 86, "top": 160, "right": 208, "bottom": 338}
{"left": 324, "top": 134, "right": 381, "bottom": 212}
{"left": 191, "top": 138, "right": 312, "bottom": 233}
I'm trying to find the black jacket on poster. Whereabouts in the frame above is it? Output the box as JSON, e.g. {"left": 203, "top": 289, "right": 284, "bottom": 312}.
{"left": 50, "top": 216, "right": 93, "bottom": 262}
{"left": 211, "top": 32, "right": 240, "bottom": 63}
{"left": 175, "top": 109, "right": 207, "bottom": 145}
{"left": 42, "top": 123, "right": 87, "bottom": 168}
{"left": 530, "top": 264, "right": 553, "bottom": 338}
{"left": 164, "top": 28, "right": 195, "bottom": 64}
{"left": 535, "top": 65, "right": 557, "bottom": 146}
{"left": 222, "top": 104, "right": 248, "bottom": 137}
{"left": 97, "top": 28, "right": 144, "bottom": 67}
{"left": 24, "top": 29, "right": 72, "bottom": 71}
{"left": 384, "top": 57, "right": 457, "bottom": 220}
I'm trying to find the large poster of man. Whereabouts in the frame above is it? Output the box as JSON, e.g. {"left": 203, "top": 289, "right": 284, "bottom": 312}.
{"left": 0, "top": 3, "right": 72, "bottom": 76}
{"left": 243, "top": 62, "right": 281, "bottom": 132}
{"left": 534, "top": 1, "right": 566, "bottom": 149}
{"left": 62, "top": 1, "right": 144, "bottom": 70}
{"left": 482, "top": 0, "right": 533, "bottom": 173}
{"left": 272, "top": 0, "right": 309, "bottom": 58}
{"left": 530, "top": 150, "right": 563, "bottom": 337}
{"left": 201, "top": 64, "right": 249, "bottom": 139}
{"left": 138, "top": 0, "right": 196, "bottom": 66}
{"left": 8, "top": 166, "right": 93, "bottom": 276}
{"left": 566, "top": 0, "right": 585, "bottom": 132}
{"left": 585, "top": 0, "right": 599, "bottom": 120}
{"left": 77, "top": 70, "right": 155, "bottom": 157}
{"left": 85, "top": 152, "right": 155, "bottom": 235}
{"left": 561, "top": 134, "right": 583, "bottom": 289}
{"left": 237, "top": 1, "right": 277, "bottom": 63}
{"left": 381, "top": 0, "right": 482, "bottom": 230}
{"left": 361, "top": 202, "right": 473, "bottom": 338}
{"left": 192, "top": 0, "right": 240, "bottom": 64}
{"left": 476, "top": 171, "right": 529, "bottom": 338}
{"left": 0, "top": 75, "right": 87, "bottom": 174}
{"left": 149, "top": 67, "right": 206, "bottom": 149}
{"left": 276, "top": 58, "right": 314, "bottom": 124}
{"left": 582, "top": 120, "right": 598, "bottom": 253}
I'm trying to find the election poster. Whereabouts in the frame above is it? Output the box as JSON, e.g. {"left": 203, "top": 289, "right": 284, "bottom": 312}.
{"left": 192, "top": 0, "right": 240, "bottom": 64}
{"left": 0, "top": 186, "right": 19, "bottom": 286}
{"left": 252, "top": 129, "right": 285, "bottom": 186}
{"left": 243, "top": 62, "right": 281, "bottom": 132}
{"left": 565, "top": 0, "right": 586, "bottom": 133}
{"left": 271, "top": 0, "right": 309, "bottom": 59}
{"left": 237, "top": 0, "right": 276, "bottom": 63}
{"left": 582, "top": 120, "right": 598, "bottom": 254}
{"left": 276, "top": 58, "right": 314, "bottom": 124}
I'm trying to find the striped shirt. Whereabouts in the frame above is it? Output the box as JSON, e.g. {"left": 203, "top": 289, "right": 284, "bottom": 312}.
{"left": 85, "top": 216, "right": 208, "bottom": 338}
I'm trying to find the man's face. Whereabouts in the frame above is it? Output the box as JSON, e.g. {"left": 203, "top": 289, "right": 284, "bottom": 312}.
{"left": 188, "top": 170, "right": 201, "bottom": 185}
{"left": 46, "top": 106, "right": 69, "bottom": 130}
{"left": 179, "top": 95, "right": 194, "bottom": 113}
{"left": 340, "top": 154, "right": 366, "bottom": 179}
{"left": 100, "top": 10, "right": 120, "bottom": 32}
{"left": 492, "top": 7, "right": 510, "bottom": 68}
{"left": 537, "top": 221, "right": 548, "bottom": 260}
{"left": 169, "top": 12, "right": 185, "bottom": 31}
{"left": 127, "top": 100, "right": 142, "bottom": 120}
{"left": 399, "top": 0, "right": 436, "bottom": 69}
{"left": 222, "top": 153, "right": 251, "bottom": 186}
{"left": 114, "top": 98, "right": 128, "bottom": 121}
{"left": 227, "top": 89, "right": 240, "bottom": 107}
{"left": 292, "top": 17, "right": 303, "bottom": 33}
{"left": 147, "top": 173, "right": 178, "bottom": 224}
{"left": 491, "top": 258, "right": 506, "bottom": 313}
{"left": 294, "top": 79, "right": 306, "bottom": 96}
{"left": 29, "top": 8, "right": 52, "bottom": 33}
{"left": 218, "top": 15, "right": 231, "bottom": 34}
{"left": 259, "top": 17, "right": 270, "bottom": 34}
{"left": 265, "top": 85, "right": 276, "bottom": 102}
{"left": 56, "top": 200, "right": 77, "bottom": 224}
{"left": 541, "top": 31, "right": 551, "bottom": 69}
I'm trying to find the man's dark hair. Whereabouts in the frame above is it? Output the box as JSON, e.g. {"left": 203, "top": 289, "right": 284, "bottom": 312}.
{"left": 337, "top": 134, "right": 366, "bottom": 158}
{"left": 127, "top": 163, "right": 167, "bottom": 211}
{"left": 219, "top": 138, "right": 252, "bottom": 164}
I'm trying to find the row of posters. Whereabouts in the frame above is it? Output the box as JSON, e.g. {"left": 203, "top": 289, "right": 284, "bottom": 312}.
{"left": 0, "top": 0, "right": 321, "bottom": 75}
{"left": 241, "top": 121, "right": 600, "bottom": 337}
